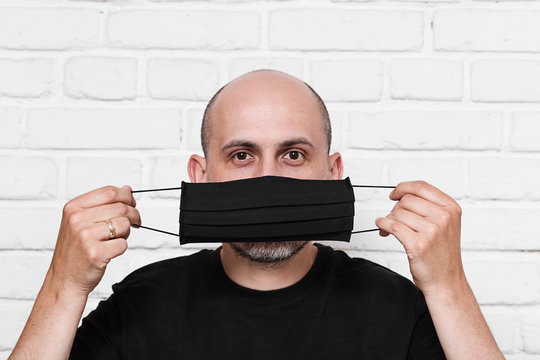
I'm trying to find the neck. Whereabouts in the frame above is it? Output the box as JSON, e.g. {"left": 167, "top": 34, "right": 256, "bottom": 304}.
{"left": 220, "top": 242, "right": 318, "bottom": 291}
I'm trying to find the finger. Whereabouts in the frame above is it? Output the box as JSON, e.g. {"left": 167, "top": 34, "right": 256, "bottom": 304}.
{"left": 375, "top": 216, "right": 417, "bottom": 249}
{"left": 395, "top": 194, "right": 450, "bottom": 225}
{"left": 378, "top": 228, "right": 390, "bottom": 237}
{"left": 388, "top": 207, "right": 432, "bottom": 233}
{"left": 70, "top": 185, "right": 136, "bottom": 209}
{"left": 122, "top": 185, "right": 136, "bottom": 207}
{"left": 82, "top": 202, "right": 141, "bottom": 228}
{"left": 100, "top": 238, "right": 128, "bottom": 261}
{"left": 84, "top": 217, "right": 132, "bottom": 242}
{"left": 390, "top": 181, "right": 454, "bottom": 207}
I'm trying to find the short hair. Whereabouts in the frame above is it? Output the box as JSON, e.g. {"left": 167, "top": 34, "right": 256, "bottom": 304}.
{"left": 200, "top": 69, "right": 331, "bottom": 158}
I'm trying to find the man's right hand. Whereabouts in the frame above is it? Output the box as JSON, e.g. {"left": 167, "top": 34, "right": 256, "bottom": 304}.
{"left": 49, "top": 184, "right": 141, "bottom": 297}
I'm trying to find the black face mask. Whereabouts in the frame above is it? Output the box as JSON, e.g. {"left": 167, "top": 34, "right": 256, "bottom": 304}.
{"left": 131, "top": 175, "right": 395, "bottom": 245}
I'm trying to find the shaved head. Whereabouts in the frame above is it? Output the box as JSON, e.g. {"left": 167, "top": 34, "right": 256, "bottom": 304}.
{"left": 201, "top": 69, "right": 331, "bottom": 158}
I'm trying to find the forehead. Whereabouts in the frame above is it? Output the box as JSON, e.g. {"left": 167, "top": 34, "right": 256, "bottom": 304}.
{"left": 209, "top": 73, "right": 325, "bottom": 149}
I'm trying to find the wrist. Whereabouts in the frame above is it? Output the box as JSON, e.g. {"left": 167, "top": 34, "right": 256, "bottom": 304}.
{"left": 421, "top": 270, "right": 471, "bottom": 303}
{"left": 42, "top": 268, "right": 89, "bottom": 305}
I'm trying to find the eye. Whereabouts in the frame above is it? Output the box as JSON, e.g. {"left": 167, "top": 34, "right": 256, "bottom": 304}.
{"left": 232, "top": 152, "right": 253, "bottom": 161}
{"left": 284, "top": 151, "right": 304, "bottom": 161}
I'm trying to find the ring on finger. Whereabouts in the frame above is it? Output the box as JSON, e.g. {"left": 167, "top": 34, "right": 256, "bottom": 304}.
{"left": 105, "top": 219, "right": 116, "bottom": 239}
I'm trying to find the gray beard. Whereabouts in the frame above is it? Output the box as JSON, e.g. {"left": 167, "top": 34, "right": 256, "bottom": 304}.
{"left": 229, "top": 241, "right": 308, "bottom": 265}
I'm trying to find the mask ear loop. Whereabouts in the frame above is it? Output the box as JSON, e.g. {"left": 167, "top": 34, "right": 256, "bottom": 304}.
{"left": 130, "top": 186, "right": 183, "bottom": 237}
{"left": 350, "top": 184, "right": 396, "bottom": 234}
{"left": 129, "top": 183, "right": 397, "bottom": 237}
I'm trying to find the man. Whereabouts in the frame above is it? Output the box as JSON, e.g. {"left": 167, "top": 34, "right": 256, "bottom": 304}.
{"left": 9, "top": 69, "right": 503, "bottom": 359}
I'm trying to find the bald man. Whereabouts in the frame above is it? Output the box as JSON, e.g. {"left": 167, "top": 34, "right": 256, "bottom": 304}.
{"left": 9, "top": 70, "right": 503, "bottom": 360}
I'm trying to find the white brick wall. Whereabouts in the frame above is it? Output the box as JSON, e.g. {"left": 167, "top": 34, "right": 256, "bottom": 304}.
{"left": 1, "top": 1, "right": 539, "bottom": 358}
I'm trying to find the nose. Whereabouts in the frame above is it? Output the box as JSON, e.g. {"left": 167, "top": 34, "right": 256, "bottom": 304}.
{"left": 251, "top": 155, "right": 282, "bottom": 178}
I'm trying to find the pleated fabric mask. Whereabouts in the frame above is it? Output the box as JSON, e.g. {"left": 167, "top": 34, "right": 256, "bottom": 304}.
{"left": 131, "top": 175, "right": 395, "bottom": 245}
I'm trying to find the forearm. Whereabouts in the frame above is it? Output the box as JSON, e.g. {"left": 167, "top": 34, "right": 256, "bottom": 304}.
{"left": 9, "top": 269, "right": 88, "bottom": 360}
{"left": 423, "top": 274, "right": 504, "bottom": 360}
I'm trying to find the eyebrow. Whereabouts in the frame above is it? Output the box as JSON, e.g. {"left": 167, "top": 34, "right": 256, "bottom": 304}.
{"left": 221, "top": 137, "right": 315, "bottom": 153}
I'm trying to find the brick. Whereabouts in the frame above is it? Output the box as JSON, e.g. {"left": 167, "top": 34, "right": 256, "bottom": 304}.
{"left": 0, "top": 253, "right": 51, "bottom": 299}
{"left": 469, "top": 158, "right": 540, "bottom": 200}
{"left": 147, "top": 58, "right": 219, "bottom": 101}
{"left": 26, "top": 108, "right": 181, "bottom": 149}
{"left": 342, "top": 207, "right": 404, "bottom": 252}
{"left": 185, "top": 108, "right": 205, "bottom": 153}
{"left": 349, "top": 111, "right": 502, "bottom": 150}
{"left": 127, "top": 203, "right": 180, "bottom": 249}
{"left": 481, "top": 310, "right": 519, "bottom": 353}
{"left": 229, "top": 58, "right": 304, "bottom": 79}
{"left": 506, "top": 355, "right": 540, "bottom": 360}
{"left": 269, "top": 9, "right": 423, "bottom": 51}
{"left": 107, "top": 10, "right": 260, "bottom": 49}
{"left": 310, "top": 59, "right": 382, "bottom": 102}
{"left": 148, "top": 154, "right": 192, "bottom": 199}
{"left": 0, "top": 156, "right": 57, "bottom": 200}
{"left": 462, "top": 207, "right": 540, "bottom": 251}
{"left": 0, "top": 59, "right": 54, "bottom": 98}
{"left": 0, "top": 207, "right": 60, "bottom": 250}
{"left": 66, "top": 157, "right": 142, "bottom": 199}
{"left": 387, "top": 157, "right": 464, "bottom": 199}
{"left": 0, "top": 300, "right": 33, "bottom": 350}
{"left": 471, "top": 60, "right": 540, "bottom": 102}
{"left": 522, "top": 315, "right": 540, "bottom": 354}
{"left": 510, "top": 112, "right": 540, "bottom": 152}
{"left": 0, "top": 8, "right": 100, "bottom": 50}
{"left": 64, "top": 57, "right": 137, "bottom": 100}
{"left": 434, "top": 10, "right": 540, "bottom": 52}
{"left": 0, "top": 108, "right": 24, "bottom": 148}
{"left": 342, "top": 157, "right": 386, "bottom": 201}
{"left": 391, "top": 0, "right": 458, "bottom": 2}
{"left": 328, "top": 109, "right": 345, "bottom": 153}
{"left": 390, "top": 59, "right": 463, "bottom": 101}
{"left": 464, "top": 260, "right": 540, "bottom": 304}
{"left": 331, "top": 0, "right": 376, "bottom": 2}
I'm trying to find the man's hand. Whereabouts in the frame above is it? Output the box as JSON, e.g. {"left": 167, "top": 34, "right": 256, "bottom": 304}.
{"left": 50, "top": 185, "right": 141, "bottom": 296}
{"left": 375, "top": 180, "right": 504, "bottom": 359}
{"left": 9, "top": 185, "right": 141, "bottom": 360}
{"left": 375, "top": 180, "right": 464, "bottom": 296}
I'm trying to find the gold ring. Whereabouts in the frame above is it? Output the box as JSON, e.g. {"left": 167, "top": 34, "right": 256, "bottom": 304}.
{"left": 105, "top": 220, "right": 116, "bottom": 239}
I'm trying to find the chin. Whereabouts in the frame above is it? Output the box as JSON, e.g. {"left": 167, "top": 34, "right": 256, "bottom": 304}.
{"left": 229, "top": 240, "right": 308, "bottom": 264}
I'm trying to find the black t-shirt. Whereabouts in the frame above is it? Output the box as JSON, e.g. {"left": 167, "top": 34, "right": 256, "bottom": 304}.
{"left": 69, "top": 243, "right": 446, "bottom": 359}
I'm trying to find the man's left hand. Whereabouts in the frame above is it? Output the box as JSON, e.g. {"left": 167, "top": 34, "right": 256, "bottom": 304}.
{"left": 375, "top": 180, "right": 466, "bottom": 296}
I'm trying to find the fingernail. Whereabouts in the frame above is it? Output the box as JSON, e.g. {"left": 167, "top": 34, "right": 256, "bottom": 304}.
{"left": 375, "top": 217, "right": 382, "bottom": 222}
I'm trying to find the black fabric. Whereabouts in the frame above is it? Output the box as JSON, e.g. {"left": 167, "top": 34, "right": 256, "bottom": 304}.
{"left": 69, "top": 243, "right": 446, "bottom": 360}
{"left": 179, "top": 176, "right": 355, "bottom": 244}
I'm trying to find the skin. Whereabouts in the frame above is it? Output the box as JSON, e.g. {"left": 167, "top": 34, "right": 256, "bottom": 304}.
{"left": 8, "top": 70, "right": 503, "bottom": 360}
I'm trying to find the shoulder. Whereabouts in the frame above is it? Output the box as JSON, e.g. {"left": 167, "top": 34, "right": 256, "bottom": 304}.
{"left": 111, "top": 248, "right": 214, "bottom": 294}
{"left": 319, "top": 243, "right": 420, "bottom": 302}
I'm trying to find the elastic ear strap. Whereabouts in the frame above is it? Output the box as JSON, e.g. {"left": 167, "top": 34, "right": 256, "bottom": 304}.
{"left": 130, "top": 187, "right": 183, "bottom": 236}
{"left": 130, "top": 184, "right": 396, "bottom": 193}
{"left": 132, "top": 224, "right": 179, "bottom": 237}
{"left": 131, "top": 186, "right": 182, "bottom": 194}
{"left": 129, "top": 183, "right": 394, "bottom": 238}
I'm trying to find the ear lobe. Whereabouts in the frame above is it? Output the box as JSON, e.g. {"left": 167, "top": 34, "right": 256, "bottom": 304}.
{"left": 188, "top": 154, "right": 207, "bottom": 183}
{"left": 328, "top": 152, "right": 344, "bottom": 180}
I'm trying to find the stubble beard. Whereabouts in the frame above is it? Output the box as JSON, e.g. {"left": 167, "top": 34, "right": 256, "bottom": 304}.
{"left": 229, "top": 241, "right": 308, "bottom": 267}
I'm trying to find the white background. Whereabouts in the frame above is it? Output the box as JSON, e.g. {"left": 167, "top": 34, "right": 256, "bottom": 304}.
{"left": 1, "top": 0, "right": 540, "bottom": 357}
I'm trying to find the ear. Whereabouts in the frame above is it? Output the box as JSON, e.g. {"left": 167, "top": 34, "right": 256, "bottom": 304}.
{"left": 328, "top": 152, "right": 344, "bottom": 180}
{"left": 188, "top": 154, "right": 208, "bottom": 183}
